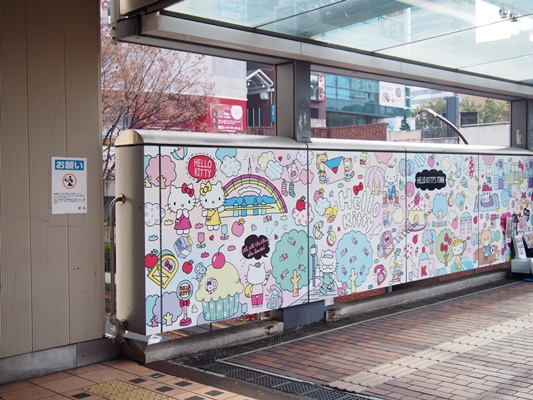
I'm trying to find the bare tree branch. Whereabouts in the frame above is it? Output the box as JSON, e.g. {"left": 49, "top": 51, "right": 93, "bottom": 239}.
{"left": 101, "top": 23, "right": 215, "bottom": 179}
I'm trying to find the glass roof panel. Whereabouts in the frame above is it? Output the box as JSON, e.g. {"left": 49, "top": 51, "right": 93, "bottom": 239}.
{"left": 381, "top": 16, "right": 533, "bottom": 70}
{"left": 165, "top": 0, "right": 345, "bottom": 28}
{"left": 163, "top": 0, "right": 533, "bottom": 84}
{"left": 464, "top": 55, "right": 533, "bottom": 82}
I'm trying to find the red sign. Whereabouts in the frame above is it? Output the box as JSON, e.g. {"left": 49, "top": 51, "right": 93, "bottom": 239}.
{"left": 210, "top": 103, "right": 244, "bottom": 132}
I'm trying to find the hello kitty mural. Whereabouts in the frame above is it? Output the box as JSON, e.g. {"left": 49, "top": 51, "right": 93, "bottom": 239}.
{"left": 168, "top": 183, "right": 195, "bottom": 234}
{"left": 199, "top": 180, "right": 225, "bottom": 231}
{"left": 116, "top": 131, "right": 533, "bottom": 335}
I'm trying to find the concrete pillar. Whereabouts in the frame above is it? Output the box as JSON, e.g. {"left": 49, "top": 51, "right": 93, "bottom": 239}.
{"left": 275, "top": 61, "right": 311, "bottom": 142}
{"left": 511, "top": 99, "right": 528, "bottom": 149}
{"left": 446, "top": 96, "right": 460, "bottom": 141}
{"left": 527, "top": 101, "right": 533, "bottom": 151}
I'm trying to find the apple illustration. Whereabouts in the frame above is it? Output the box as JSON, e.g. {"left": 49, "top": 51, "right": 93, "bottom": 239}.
{"left": 182, "top": 260, "right": 193, "bottom": 274}
{"left": 212, "top": 246, "right": 226, "bottom": 269}
{"left": 144, "top": 252, "right": 158, "bottom": 269}
{"left": 296, "top": 196, "right": 306, "bottom": 211}
{"left": 232, "top": 219, "right": 245, "bottom": 237}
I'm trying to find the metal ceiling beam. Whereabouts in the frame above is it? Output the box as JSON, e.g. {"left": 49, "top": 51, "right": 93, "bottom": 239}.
{"left": 115, "top": 12, "right": 533, "bottom": 101}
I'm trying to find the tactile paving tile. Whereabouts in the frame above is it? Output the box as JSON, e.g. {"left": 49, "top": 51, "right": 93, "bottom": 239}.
{"left": 83, "top": 380, "right": 172, "bottom": 400}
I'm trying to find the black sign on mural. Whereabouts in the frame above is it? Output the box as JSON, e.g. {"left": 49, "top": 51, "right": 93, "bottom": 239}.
{"left": 242, "top": 234, "right": 270, "bottom": 260}
{"left": 415, "top": 169, "right": 447, "bottom": 191}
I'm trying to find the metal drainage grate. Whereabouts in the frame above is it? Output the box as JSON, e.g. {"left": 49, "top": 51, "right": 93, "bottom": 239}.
{"left": 248, "top": 374, "right": 290, "bottom": 388}
{"left": 196, "top": 361, "right": 377, "bottom": 400}
{"left": 307, "top": 388, "right": 364, "bottom": 400}
{"left": 199, "top": 362, "right": 241, "bottom": 376}
{"left": 276, "top": 381, "right": 321, "bottom": 396}
{"left": 245, "top": 373, "right": 371, "bottom": 400}
{"left": 225, "top": 368, "right": 264, "bottom": 381}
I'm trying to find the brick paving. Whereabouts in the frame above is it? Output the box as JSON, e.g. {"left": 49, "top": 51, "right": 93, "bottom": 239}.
{"left": 224, "top": 281, "right": 533, "bottom": 399}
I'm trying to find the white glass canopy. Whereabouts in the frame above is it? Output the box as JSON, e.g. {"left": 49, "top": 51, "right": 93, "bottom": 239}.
{"left": 162, "top": 0, "right": 533, "bottom": 84}
{"left": 116, "top": 0, "right": 533, "bottom": 98}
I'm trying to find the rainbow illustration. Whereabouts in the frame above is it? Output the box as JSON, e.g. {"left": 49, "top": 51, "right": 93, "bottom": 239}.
{"left": 222, "top": 174, "right": 288, "bottom": 217}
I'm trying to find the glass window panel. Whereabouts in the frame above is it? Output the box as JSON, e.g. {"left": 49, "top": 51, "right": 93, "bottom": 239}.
{"left": 337, "top": 88, "right": 350, "bottom": 100}
{"left": 337, "top": 76, "right": 350, "bottom": 88}
{"left": 325, "top": 87, "right": 336, "bottom": 98}
{"left": 326, "top": 74, "right": 337, "bottom": 86}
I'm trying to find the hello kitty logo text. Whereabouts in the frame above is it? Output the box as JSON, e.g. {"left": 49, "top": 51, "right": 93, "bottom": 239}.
{"left": 188, "top": 155, "right": 216, "bottom": 182}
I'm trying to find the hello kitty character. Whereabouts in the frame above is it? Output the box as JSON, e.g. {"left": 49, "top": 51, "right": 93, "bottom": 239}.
{"left": 451, "top": 237, "right": 466, "bottom": 269}
{"left": 168, "top": 183, "right": 195, "bottom": 235}
{"left": 383, "top": 164, "right": 400, "bottom": 207}
{"left": 318, "top": 250, "right": 336, "bottom": 295}
{"left": 519, "top": 180, "right": 529, "bottom": 205}
{"left": 246, "top": 262, "right": 271, "bottom": 308}
{"left": 200, "top": 180, "right": 225, "bottom": 231}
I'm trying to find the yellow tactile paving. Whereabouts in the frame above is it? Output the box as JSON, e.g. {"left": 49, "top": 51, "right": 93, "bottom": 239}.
{"left": 83, "top": 379, "right": 172, "bottom": 400}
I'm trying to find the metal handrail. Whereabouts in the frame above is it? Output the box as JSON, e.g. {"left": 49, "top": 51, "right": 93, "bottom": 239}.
{"left": 418, "top": 107, "right": 469, "bottom": 145}
{"left": 108, "top": 194, "right": 125, "bottom": 316}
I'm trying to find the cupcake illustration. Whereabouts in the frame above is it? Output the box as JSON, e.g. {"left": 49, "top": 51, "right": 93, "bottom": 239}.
{"left": 195, "top": 247, "right": 244, "bottom": 321}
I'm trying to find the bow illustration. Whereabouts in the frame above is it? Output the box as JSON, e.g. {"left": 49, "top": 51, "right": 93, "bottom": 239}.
{"left": 200, "top": 181, "right": 212, "bottom": 196}
{"left": 181, "top": 183, "right": 194, "bottom": 197}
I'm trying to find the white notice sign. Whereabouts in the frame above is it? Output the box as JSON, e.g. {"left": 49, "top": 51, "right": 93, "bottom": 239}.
{"left": 52, "top": 157, "right": 87, "bottom": 214}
